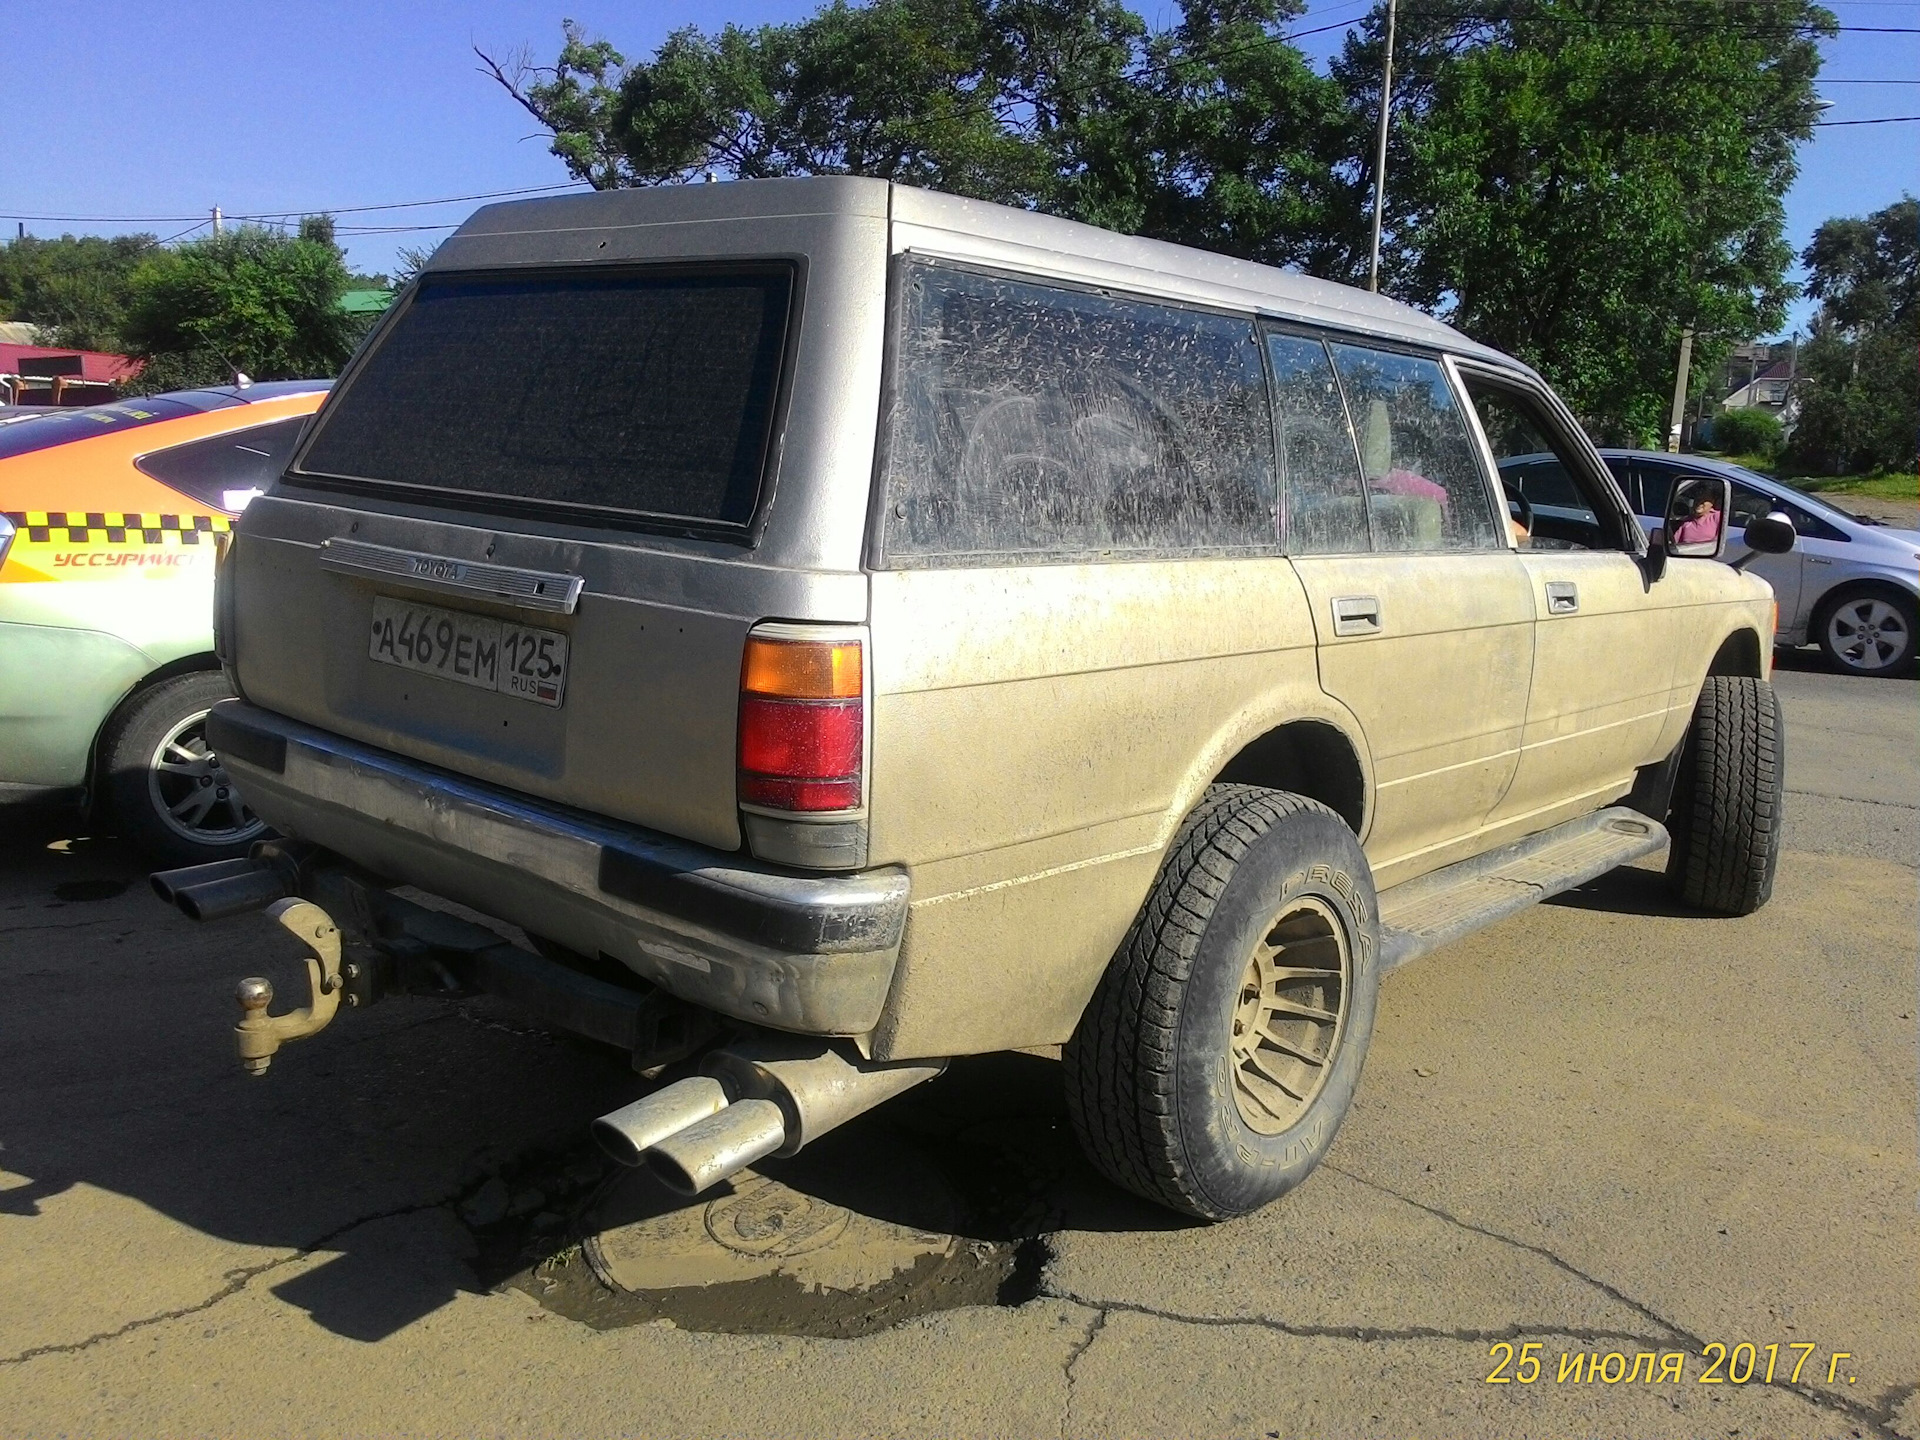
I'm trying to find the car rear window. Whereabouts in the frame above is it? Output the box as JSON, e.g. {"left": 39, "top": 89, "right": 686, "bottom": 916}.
{"left": 295, "top": 267, "right": 794, "bottom": 530}
{"left": 0, "top": 392, "right": 242, "bottom": 460}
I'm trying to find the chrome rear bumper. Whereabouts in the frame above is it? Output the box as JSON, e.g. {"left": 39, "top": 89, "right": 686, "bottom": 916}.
{"left": 206, "top": 702, "right": 908, "bottom": 1037}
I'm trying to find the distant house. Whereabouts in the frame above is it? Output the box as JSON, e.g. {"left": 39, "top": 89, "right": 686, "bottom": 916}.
{"left": 1721, "top": 359, "right": 1793, "bottom": 414}
{"left": 0, "top": 339, "right": 141, "bottom": 406}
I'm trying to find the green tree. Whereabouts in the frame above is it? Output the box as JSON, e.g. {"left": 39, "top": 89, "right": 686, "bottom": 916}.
{"left": 0, "top": 233, "right": 156, "bottom": 351}
{"left": 1334, "top": 0, "right": 1832, "bottom": 442}
{"left": 119, "top": 218, "right": 358, "bottom": 393}
{"left": 1788, "top": 197, "right": 1917, "bottom": 474}
{"left": 479, "top": 2, "right": 1359, "bottom": 273}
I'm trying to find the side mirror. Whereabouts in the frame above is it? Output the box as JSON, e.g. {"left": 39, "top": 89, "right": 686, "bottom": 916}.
{"left": 1742, "top": 511, "right": 1797, "bottom": 556}
{"left": 1730, "top": 511, "right": 1797, "bottom": 572}
{"left": 1662, "top": 476, "right": 1733, "bottom": 560}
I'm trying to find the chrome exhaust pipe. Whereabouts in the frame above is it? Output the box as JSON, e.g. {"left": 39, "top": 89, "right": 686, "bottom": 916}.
{"left": 590, "top": 1041, "right": 947, "bottom": 1196}
{"left": 151, "top": 857, "right": 257, "bottom": 907}
{"left": 647, "top": 1099, "right": 788, "bottom": 1196}
{"left": 591, "top": 1076, "right": 729, "bottom": 1167}
{"left": 152, "top": 855, "right": 298, "bottom": 922}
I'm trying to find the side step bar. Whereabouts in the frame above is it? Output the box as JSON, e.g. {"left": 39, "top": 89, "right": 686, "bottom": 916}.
{"left": 1377, "top": 806, "right": 1667, "bottom": 973}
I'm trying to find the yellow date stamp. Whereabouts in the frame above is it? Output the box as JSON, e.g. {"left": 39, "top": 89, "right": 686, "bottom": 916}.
{"left": 1485, "top": 1341, "right": 1858, "bottom": 1386}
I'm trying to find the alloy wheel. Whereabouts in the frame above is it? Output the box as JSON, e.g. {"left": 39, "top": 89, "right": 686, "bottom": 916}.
{"left": 146, "top": 708, "right": 267, "bottom": 847}
{"left": 1227, "top": 896, "right": 1352, "bottom": 1135}
{"left": 1826, "top": 597, "right": 1911, "bottom": 674}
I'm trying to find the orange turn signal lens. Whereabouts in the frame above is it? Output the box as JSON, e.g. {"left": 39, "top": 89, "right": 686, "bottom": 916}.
{"left": 741, "top": 637, "right": 862, "bottom": 699}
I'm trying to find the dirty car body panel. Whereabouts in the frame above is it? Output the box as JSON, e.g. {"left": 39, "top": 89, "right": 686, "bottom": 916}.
{"left": 214, "top": 178, "right": 1775, "bottom": 1068}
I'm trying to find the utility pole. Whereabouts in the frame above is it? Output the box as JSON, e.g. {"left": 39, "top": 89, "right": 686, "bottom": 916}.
{"left": 211, "top": 206, "right": 223, "bottom": 237}
{"left": 1366, "top": 0, "right": 1398, "bottom": 293}
{"left": 1666, "top": 326, "right": 1694, "bottom": 453}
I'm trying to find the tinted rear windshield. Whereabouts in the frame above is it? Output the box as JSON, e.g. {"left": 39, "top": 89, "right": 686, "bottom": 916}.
{"left": 296, "top": 267, "right": 794, "bottom": 530}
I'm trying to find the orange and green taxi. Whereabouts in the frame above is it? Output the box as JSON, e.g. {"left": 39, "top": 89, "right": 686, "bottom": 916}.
{"left": 0, "top": 381, "right": 328, "bottom": 862}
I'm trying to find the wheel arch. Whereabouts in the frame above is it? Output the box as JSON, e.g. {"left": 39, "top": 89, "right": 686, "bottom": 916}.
{"left": 1206, "top": 716, "right": 1370, "bottom": 838}
{"left": 85, "top": 652, "right": 223, "bottom": 815}
{"left": 1706, "top": 627, "right": 1764, "bottom": 679}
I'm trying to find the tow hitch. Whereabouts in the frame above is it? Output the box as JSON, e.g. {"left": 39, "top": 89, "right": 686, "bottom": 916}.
{"left": 233, "top": 900, "right": 344, "bottom": 1075}
{"left": 152, "top": 846, "right": 722, "bottom": 1077}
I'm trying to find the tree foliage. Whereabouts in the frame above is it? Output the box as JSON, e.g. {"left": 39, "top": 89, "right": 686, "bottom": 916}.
{"left": 0, "top": 233, "right": 157, "bottom": 351}
{"left": 479, "top": 2, "right": 1362, "bottom": 274}
{"left": 119, "top": 220, "right": 358, "bottom": 393}
{"left": 1335, "top": 0, "right": 1832, "bottom": 443}
{"left": 1788, "top": 197, "right": 1917, "bottom": 474}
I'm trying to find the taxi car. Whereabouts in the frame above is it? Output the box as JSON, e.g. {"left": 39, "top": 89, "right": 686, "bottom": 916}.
{"left": 0, "top": 381, "right": 329, "bottom": 862}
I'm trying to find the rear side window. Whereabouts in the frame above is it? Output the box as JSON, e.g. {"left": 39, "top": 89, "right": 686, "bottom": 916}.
{"left": 136, "top": 416, "right": 310, "bottom": 511}
{"left": 296, "top": 267, "right": 794, "bottom": 531}
{"left": 1329, "top": 344, "right": 1500, "bottom": 552}
{"left": 880, "top": 262, "right": 1275, "bottom": 564}
{"left": 1265, "top": 330, "right": 1368, "bottom": 555}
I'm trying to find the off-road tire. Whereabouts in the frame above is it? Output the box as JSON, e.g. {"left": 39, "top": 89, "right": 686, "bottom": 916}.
{"left": 1665, "top": 676, "right": 1784, "bottom": 916}
{"left": 101, "top": 671, "right": 267, "bottom": 867}
{"left": 1063, "top": 785, "right": 1380, "bottom": 1220}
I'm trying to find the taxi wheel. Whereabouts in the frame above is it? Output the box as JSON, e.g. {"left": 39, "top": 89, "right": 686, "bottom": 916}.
{"left": 101, "top": 672, "right": 270, "bottom": 867}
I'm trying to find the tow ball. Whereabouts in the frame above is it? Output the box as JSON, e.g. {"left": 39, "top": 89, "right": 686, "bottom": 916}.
{"left": 233, "top": 899, "right": 344, "bottom": 1075}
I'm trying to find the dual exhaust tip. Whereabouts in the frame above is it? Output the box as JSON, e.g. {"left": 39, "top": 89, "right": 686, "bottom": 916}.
{"left": 152, "top": 855, "right": 297, "bottom": 923}
{"left": 592, "top": 1044, "right": 946, "bottom": 1197}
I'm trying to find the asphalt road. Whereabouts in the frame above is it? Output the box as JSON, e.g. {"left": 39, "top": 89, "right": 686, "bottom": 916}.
{"left": 1, "top": 657, "right": 1914, "bottom": 1440}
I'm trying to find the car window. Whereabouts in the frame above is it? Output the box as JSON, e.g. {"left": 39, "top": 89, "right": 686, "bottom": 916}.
{"left": 1467, "top": 383, "right": 1617, "bottom": 549}
{"left": 881, "top": 262, "right": 1276, "bottom": 564}
{"left": 1265, "top": 330, "right": 1368, "bottom": 555}
{"left": 300, "top": 268, "right": 794, "bottom": 529}
{"left": 1326, "top": 344, "right": 1499, "bottom": 552}
{"left": 1602, "top": 456, "right": 1638, "bottom": 512}
{"left": 135, "top": 416, "right": 311, "bottom": 511}
{"left": 1728, "top": 481, "right": 1775, "bottom": 529}
{"left": 1634, "top": 462, "right": 1673, "bottom": 521}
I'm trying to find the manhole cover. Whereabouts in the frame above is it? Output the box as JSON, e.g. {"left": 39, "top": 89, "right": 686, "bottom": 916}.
{"left": 587, "top": 1167, "right": 956, "bottom": 1294}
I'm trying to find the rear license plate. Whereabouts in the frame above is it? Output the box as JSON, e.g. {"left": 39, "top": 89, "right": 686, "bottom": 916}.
{"left": 368, "top": 596, "right": 569, "bottom": 708}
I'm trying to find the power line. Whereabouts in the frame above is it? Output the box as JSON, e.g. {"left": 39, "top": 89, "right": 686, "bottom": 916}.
{"left": 0, "top": 180, "right": 586, "bottom": 227}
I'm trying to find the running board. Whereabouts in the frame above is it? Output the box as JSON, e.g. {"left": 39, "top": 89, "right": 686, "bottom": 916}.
{"left": 1376, "top": 806, "right": 1667, "bottom": 973}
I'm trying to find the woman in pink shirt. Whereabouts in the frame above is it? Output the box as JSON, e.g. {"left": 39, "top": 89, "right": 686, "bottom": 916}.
{"left": 1672, "top": 492, "right": 1723, "bottom": 546}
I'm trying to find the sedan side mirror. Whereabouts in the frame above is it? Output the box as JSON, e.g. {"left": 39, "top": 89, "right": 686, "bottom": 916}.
{"left": 1663, "top": 475, "right": 1733, "bottom": 559}
{"left": 1730, "top": 511, "right": 1797, "bottom": 572}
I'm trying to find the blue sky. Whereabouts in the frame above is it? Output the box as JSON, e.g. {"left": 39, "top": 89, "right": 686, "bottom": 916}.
{"left": 3, "top": 0, "right": 1914, "bottom": 338}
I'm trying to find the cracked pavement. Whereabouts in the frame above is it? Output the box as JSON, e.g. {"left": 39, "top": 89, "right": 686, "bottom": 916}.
{"left": 1, "top": 659, "right": 1914, "bottom": 1438}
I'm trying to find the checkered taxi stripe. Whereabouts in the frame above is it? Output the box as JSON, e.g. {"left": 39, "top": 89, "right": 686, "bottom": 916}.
{"left": 4, "top": 510, "right": 232, "bottom": 545}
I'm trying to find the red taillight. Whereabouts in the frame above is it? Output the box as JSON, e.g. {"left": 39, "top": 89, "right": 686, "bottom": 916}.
{"left": 738, "top": 634, "right": 864, "bottom": 813}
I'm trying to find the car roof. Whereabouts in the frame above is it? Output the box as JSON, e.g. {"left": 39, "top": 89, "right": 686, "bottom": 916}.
{"left": 435, "top": 176, "right": 1522, "bottom": 374}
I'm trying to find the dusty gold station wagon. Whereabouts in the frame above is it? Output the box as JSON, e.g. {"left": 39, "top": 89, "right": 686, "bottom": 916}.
{"left": 154, "top": 178, "right": 1793, "bottom": 1219}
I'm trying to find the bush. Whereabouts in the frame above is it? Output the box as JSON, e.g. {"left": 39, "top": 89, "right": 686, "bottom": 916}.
{"left": 1711, "top": 406, "right": 1784, "bottom": 459}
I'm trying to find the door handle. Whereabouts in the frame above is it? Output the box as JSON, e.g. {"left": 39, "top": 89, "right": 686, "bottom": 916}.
{"left": 1545, "top": 581, "right": 1579, "bottom": 615}
{"left": 1331, "top": 594, "right": 1382, "bottom": 636}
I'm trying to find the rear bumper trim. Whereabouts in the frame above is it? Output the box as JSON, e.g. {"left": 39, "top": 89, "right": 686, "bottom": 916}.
{"left": 205, "top": 701, "right": 908, "bottom": 1035}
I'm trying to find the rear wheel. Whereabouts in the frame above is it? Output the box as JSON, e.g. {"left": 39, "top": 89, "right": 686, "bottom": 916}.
{"left": 1063, "top": 786, "right": 1379, "bottom": 1220}
{"left": 1665, "top": 676, "right": 1783, "bottom": 916}
{"left": 1815, "top": 586, "right": 1916, "bottom": 677}
{"left": 101, "top": 671, "right": 268, "bottom": 867}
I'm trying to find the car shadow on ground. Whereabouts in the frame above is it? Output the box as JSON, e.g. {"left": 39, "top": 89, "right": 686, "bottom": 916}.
{"left": 0, "top": 819, "right": 1175, "bottom": 1347}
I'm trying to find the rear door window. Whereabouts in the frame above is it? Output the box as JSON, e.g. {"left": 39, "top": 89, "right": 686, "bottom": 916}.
{"left": 879, "top": 262, "right": 1276, "bottom": 564}
{"left": 296, "top": 267, "right": 794, "bottom": 532}
{"left": 136, "top": 416, "right": 310, "bottom": 511}
{"left": 1327, "top": 344, "right": 1500, "bottom": 552}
